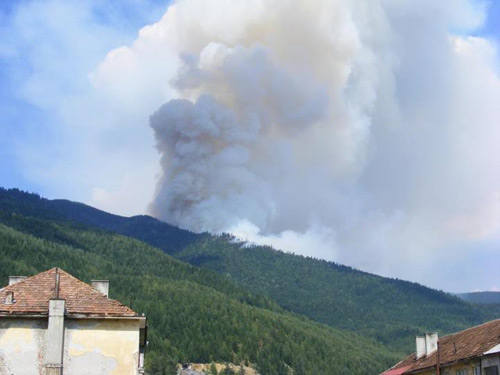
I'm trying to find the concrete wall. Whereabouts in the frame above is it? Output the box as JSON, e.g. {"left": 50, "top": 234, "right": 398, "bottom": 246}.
{"left": 447, "top": 362, "right": 476, "bottom": 375}
{"left": 482, "top": 354, "right": 500, "bottom": 370}
{"left": 0, "top": 318, "right": 47, "bottom": 375}
{"left": 443, "top": 356, "right": 500, "bottom": 375}
{"left": 417, "top": 360, "right": 484, "bottom": 375}
{"left": 64, "top": 319, "right": 141, "bottom": 375}
{"left": 417, "top": 367, "right": 440, "bottom": 375}
{"left": 0, "top": 318, "right": 140, "bottom": 375}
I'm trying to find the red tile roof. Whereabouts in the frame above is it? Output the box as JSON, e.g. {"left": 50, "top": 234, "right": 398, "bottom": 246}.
{"left": 382, "top": 366, "right": 411, "bottom": 375}
{"left": 385, "top": 319, "right": 500, "bottom": 374}
{"left": 0, "top": 268, "right": 137, "bottom": 317}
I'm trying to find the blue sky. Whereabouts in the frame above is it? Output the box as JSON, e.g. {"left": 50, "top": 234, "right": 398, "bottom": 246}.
{"left": 483, "top": 0, "right": 500, "bottom": 38}
{"left": 0, "top": 0, "right": 169, "bottom": 198}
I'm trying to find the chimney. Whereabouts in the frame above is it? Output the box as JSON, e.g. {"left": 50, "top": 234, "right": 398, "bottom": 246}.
{"left": 9, "top": 276, "right": 27, "bottom": 286}
{"left": 45, "top": 299, "right": 66, "bottom": 375}
{"left": 416, "top": 336, "right": 426, "bottom": 359}
{"left": 425, "top": 333, "right": 438, "bottom": 356}
{"left": 5, "top": 291, "right": 15, "bottom": 305}
{"left": 91, "top": 280, "right": 109, "bottom": 297}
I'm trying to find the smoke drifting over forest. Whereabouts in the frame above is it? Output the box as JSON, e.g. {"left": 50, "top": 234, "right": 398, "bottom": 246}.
{"left": 96, "top": 0, "right": 500, "bottom": 286}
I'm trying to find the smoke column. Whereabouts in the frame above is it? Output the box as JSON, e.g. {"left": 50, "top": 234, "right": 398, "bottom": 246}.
{"left": 143, "top": 0, "right": 500, "bottom": 283}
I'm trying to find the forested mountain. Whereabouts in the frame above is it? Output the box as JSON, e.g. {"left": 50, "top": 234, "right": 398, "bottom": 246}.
{"left": 175, "top": 236, "right": 500, "bottom": 352}
{"left": 0, "top": 188, "right": 199, "bottom": 254}
{"left": 456, "top": 292, "right": 500, "bottom": 305}
{"left": 0, "top": 195, "right": 398, "bottom": 375}
{"left": 1, "top": 188, "right": 499, "bottom": 359}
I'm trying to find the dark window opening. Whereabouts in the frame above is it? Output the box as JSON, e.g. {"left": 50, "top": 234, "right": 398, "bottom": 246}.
{"left": 485, "top": 366, "right": 499, "bottom": 375}
{"left": 140, "top": 326, "right": 148, "bottom": 348}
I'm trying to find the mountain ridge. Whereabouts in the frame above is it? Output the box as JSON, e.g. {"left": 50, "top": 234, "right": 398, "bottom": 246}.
{"left": 0, "top": 191, "right": 398, "bottom": 374}
{"left": 1, "top": 187, "right": 499, "bottom": 355}
{"left": 456, "top": 291, "right": 500, "bottom": 305}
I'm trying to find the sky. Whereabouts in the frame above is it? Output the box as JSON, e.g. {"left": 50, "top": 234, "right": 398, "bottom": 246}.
{"left": 1, "top": 0, "right": 500, "bottom": 293}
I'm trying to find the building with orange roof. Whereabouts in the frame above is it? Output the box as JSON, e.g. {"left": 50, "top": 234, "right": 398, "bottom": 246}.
{"left": 0, "top": 268, "right": 147, "bottom": 375}
{"left": 382, "top": 320, "right": 500, "bottom": 375}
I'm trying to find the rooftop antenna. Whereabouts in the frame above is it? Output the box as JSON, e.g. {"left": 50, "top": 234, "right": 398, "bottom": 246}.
{"left": 54, "top": 268, "right": 60, "bottom": 299}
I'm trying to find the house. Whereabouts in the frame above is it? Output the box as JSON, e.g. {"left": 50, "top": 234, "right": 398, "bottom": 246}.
{"left": 0, "top": 268, "right": 147, "bottom": 375}
{"left": 382, "top": 319, "right": 500, "bottom": 375}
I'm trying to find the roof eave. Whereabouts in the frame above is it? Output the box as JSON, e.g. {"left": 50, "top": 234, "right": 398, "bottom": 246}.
{"left": 0, "top": 312, "right": 145, "bottom": 322}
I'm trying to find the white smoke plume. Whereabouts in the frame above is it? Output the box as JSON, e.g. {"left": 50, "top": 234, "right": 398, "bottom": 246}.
{"left": 130, "top": 0, "right": 500, "bottom": 288}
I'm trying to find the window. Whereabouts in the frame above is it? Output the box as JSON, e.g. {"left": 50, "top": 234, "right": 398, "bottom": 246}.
{"left": 485, "top": 366, "right": 499, "bottom": 375}
{"left": 139, "top": 326, "right": 148, "bottom": 348}
{"left": 456, "top": 369, "right": 468, "bottom": 375}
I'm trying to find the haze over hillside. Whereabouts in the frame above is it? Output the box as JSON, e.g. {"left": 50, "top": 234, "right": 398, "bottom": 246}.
{"left": 456, "top": 292, "right": 500, "bottom": 305}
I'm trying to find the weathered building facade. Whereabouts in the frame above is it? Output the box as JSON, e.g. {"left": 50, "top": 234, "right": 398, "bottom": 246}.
{"left": 0, "top": 268, "right": 146, "bottom": 375}
{"left": 382, "top": 320, "right": 500, "bottom": 375}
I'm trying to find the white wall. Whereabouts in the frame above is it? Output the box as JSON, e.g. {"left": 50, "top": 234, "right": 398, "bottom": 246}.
{"left": 63, "top": 319, "right": 141, "bottom": 375}
{"left": 0, "top": 318, "right": 47, "bottom": 375}
{"left": 0, "top": 318, "right": 141, "bottom": 375}
{"left": 482, "top": 354, "right": 500, "bottom": 371}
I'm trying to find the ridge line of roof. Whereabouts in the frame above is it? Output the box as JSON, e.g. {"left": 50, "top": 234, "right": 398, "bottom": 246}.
{"left": 54, "top": 269, "right": 135, "bottom": 310}
{"left": 57, "top": 268, "right": 106, "bottom": 296}
{"left": 1, "top": 267, "right": 58, "bottom": 291}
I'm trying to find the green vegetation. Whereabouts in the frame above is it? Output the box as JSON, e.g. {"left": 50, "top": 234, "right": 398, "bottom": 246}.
{"left": 2, "top": 187, "right": 499, "bottom": 370}
{"left": 0, "top": 194, "right": 399, "bottom": 374}
{"left": 176, "top": 235, "right": 500, "bottom": 352}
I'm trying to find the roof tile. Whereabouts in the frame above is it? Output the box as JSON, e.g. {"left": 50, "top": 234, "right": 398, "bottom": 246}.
{"left": 386, "top": 319, "right": 500, "bottom": 374}
{"left": 0, "top": 268, "right": 137, "bottom": 317}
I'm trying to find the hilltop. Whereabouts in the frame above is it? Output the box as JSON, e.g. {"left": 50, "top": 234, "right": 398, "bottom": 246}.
{"left": 456, "top": 291, "right": 500, "bottom": 305}
{"left": 2, "top": 188, "right": 499, "bottom": 352}
{"left": 1, "top": 187, "right": 499, "bottom": 366}
{"left": 0, "top": 188, "right": 398, "bottom": 375}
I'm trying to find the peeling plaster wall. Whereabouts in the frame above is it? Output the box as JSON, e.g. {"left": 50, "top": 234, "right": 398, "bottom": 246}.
{"left": 0, "top": 318, "right": 140, "bottom": 375}
{"left": 0, "top": 318, "right": 47, "bottom": 375}
{"left": 63, "top": 319, "right": 140, "bottom": 375}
